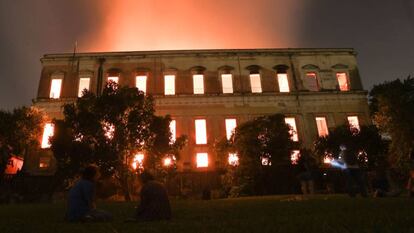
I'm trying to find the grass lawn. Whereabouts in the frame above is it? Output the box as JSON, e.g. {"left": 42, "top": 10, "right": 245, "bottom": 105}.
{"left": 1, "top": 195, "right": 414, "bottom": 233}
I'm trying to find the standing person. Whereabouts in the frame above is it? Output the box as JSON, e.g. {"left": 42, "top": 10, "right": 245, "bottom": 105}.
{"left": 342, "top": 145, "right": 367, "bottom": 197}
{"left": 128, "top": 171, "right": 171, "bottom": 221}
{"left": 407, "top": 169, "right": 414, "bottom": 197}
{"left": 296, "top": 150, "right": 315, "bottom": 195}
{"left": 66, "top": 165, "right": 112, "bottom": 222}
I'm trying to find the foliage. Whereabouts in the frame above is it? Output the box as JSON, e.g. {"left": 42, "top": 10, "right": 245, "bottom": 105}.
{"left": 215, "top": 114, "right": 294, "bottom": 195}
{"left": 313, "top": 124, "right": 387, "bottom": 169}
{"left": 0, "top": 107, "right": 45, "bottom": 176}
{"left": 50, "top": 82, "right": 186, "bottom": 200}
{"left": 369, "top": 76, "right": 414, "bottom": 169}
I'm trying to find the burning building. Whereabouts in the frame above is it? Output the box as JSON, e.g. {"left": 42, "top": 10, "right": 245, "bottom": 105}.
{"left": 30, "top": 48, "right": 369, "bottom": 189}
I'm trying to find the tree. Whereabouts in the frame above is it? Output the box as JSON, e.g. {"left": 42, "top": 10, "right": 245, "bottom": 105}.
{"left": 0, "top": 107, "right": 45, "bottom": 176}
{"left": 369, "top": 76, "right": 414, "bottom": 169}
{"left": 215, "top": 114, "right": 294, "bottom": 195}
{"left": 50, "top": 82, "right": 186, "bottom": 200}
{"left": 313, "top": 124, "right": 387, "bottom": 169}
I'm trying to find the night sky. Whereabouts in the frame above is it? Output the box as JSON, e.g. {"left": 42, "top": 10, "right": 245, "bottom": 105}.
{"left": 0, "top": 0, "right": 413, "bottom": 110}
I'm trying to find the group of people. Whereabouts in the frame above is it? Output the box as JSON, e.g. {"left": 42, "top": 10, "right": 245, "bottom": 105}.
{"left": 66, "top": 165, "right": 171, "bottom": 222}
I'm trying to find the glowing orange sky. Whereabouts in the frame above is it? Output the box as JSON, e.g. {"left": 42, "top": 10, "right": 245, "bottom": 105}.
{"left": 86, "top": 0, "right": 306, "bottom": 52}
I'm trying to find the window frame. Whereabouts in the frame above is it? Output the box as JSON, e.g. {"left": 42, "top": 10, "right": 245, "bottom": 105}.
{"left": 193, "top": 74, "right": 205, "bottom": 94}
{"left": 195, "top": 119, "right": 207, "bottom": 145}
{"left": 315, "top": 116, "right": 329, "bottom": 137}
{"left": 336, "top": 72, "right": 350, "bottom": 91}
{"left": 49, "top": 77, "right": 63, "bottom": 99}
{"left": 164, "top": 74, "right": 176, "bottom": 95}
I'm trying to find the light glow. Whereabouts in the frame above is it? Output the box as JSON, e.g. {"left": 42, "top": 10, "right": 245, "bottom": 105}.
{"left": 193, "top": 74, "right": 204, "bottom": 94}
{"left": 291, "top": 150, "right": 300, "bottom": 165}
{"left": 195, "top": 119, "right": 207, "bottom": 144}
{"left": 277, "top": 73, "right": 290, "bottom": 92}
{"left": 285, "top": 117, "right": 299, "bottom": 141}
{"left": 225, "top": 119, "right": 237, "bottom": 140}
{"left": 315, "top": 117, "right": 329, "bottom": 137}
{"left": 103, "top": 122, "right": 115, "bottom": 139}
{"left": 41, "top": 123, "right": 54, "bottom": 149}
{"left": 169, "top": 120, "right": 176, "bottom": 143}
{"left": 196, "top": 153, "right": 209, "bottom": 168}
{"left": 108, "top": 76, "right": 119, "bottom": 84}
{"left": 78, "top": 77, "right": 90, "bottom": 97}
{"left": 261, "top": 156, "right": 271, "bottom": 166}
{"left": 228, "top": 153, "right": 239, "bottom": 166}
{"left": 347, "top": 116, "right": 360, "bottom": 131}
{"left": 132, "top": 153, "right": 144, "bottom": 170}
{"left": 250, "top": 74, "right": 262, "bottom": 93}
{"left": 39, "top": 157, "right": 51, "bottom": 168}
{"left": 305, "top": 72, "right": 319, "bottom": 91}
{"left": 136, "top": 75, "right": 147, "bottom": 93}
{"left": 221, "top": 74, "right": 233, "bottom": 94}
{"left": 336, "top": 73, "right": 349, "bottom": 91}
{"left": 49, "top": 79, "right": 62, "bottom": 99}
{"left": 164, "top": 75, "right": 175, "bottom": 95}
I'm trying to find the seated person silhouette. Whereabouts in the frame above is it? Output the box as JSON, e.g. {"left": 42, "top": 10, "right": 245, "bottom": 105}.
{"left": 128, "top": 171, "right": 171, "bottom": 221}
{"left": 66, "top": 165, "right": 112, "bottom": 222}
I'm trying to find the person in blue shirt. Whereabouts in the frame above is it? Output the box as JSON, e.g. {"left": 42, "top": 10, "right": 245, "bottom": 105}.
{"left": 66, "top": 165, "right": 112, "bottom": 222}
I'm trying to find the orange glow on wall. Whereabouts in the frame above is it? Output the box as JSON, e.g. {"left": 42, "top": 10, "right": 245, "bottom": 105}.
{"left": 336, "top": 73, "right": 349, "bottom": 91}
{"left": 284, "top": 117, "right": 298, "bottom": 142}
{"left": 136, "top": 75, "right": 147, "bottom": 93}
{"left": 49, "top": 79, "right": 62, "bottom": 99}
{"left": 225, "top": 119, "right": 237, "bottom": 140}
{"left": 291, "top": 150, "right": 300, "bottom": 165}
{"left": 315, "top": 117, "right": 329, "bottom": 137}
{"left": 195, "top": 119, "right": 207, "bottom": 144}
{"left": 277, "top": 73, "right": 290, "bottom": 92}
{"left": 193, "top": 74, "right": 204, "bottom": 94}
{"left": 41, "top": 123, "right": 54, "bottom": 149}
{"left": 250, "top": 74, "right": 262, "bottom": 93}
{"left": 132, "top": 153, "right": 144, "bottom": 170}
{"left": 5, "top": 156, "right": 24, "bottom": 175}
{"left": 228, "top": 153, "right": 239, "bottom": 166}
{"left": 196, "top": 153, "right": 209, "bottom": 168}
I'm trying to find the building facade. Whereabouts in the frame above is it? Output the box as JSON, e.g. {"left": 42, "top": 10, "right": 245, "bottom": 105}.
{"left": 32, "top": 48, "right": 370, "bottom": 177}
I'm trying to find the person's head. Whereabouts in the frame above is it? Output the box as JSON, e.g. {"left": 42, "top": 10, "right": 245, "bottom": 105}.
{"left": 139, "top": 171, "right": 154, "bottom": 184}
{"left": 82, "top": 165, "right": 100, "bottom": 181}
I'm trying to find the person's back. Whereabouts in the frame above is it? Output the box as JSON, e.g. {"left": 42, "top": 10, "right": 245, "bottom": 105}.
{"left": 137, "top": 180, "right": 171, "bottom": 221}
{"left": 67, "top": 179, "right": 95, "bottom": 221}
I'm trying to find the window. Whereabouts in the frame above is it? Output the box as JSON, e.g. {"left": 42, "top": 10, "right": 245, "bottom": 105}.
{"left": 221, "top": 74, "right": 233, "bottom": 94}
{"left": 347, "top": 116, "right": 360, "bottom": 131}
{"left": 169, "top": 120, "right": 176, "bottom": 143}
{"left": 195, "top": 119, "right": 207, "bottom": 144}
{"left": 131, "top": 153, "right": 144, "bottom": 170}
{"left": 49, "top": 79, "right": 62, "bottom": 99}
{"left": 228, "top": 153, "right": 239, "bottom": 166}
{"left": 193, "top": 74, "right": 204, "bottom": 94}
{"left": 277, "top": 73, "right": 290, "bottom": 92}
{"left": 108, "top": 76, "right": 119, "bottom": 84}
{"left": 39, "top": 157, "right": 51, "bottom": 169}
{"left": 336, "top": 72, "right": 349, "bottom": 91}
{"left": 78, "top": 77, "right": 90, "bottom": 97}
{"left": 136, "top": 75, "right": 147, "bottom": 93}
{"left": 305, "top": 72, "right": 319, "bottom": 91}
{"left": 41, "top": 123, "right": 54, "bottom": 149}
{"left": 164, "top": 75, "right": 175, "bottom": 95}
{"left": 225, "top": 119, "right": 237, "bottom": 140}
{"left": 291, "top": 150, "right": 300, "bottom": 165}
{"left": 284, "top": 117, "right": 299, "bottom": 141}
{"left": 250, "top": 74, "right": 262, "bottom": 93}
{"left": 315, "top": 117, "right": 329, "bottom": 137}
{"left": 196, "top": 153, "right": 209, "bottom": 168}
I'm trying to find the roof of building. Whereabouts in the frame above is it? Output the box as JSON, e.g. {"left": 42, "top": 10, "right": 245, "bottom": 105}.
{"left": 42, "top": 48, "right": 357, "bottom": 60}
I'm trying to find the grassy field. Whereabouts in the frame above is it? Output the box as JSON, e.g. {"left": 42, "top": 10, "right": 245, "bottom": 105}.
{"left": 0, "top": 195, "right": 414, "bottom": 233}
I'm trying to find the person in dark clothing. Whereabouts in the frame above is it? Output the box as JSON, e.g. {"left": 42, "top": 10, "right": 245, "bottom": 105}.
{"left": 129, "top": 171, "right": 171, "bottom": 221}
{"left": 66, "top": 165, "right": 112, "bottom": 222}
{"left": 342, "top": 145, "right": 367, "bottom": 197}
{"left": 296, "top": 150, "right": 315, "bottom": 195}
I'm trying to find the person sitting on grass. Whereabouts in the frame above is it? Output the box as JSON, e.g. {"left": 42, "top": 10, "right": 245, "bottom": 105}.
{"left": 127, "top": 171, "right": 171, "bottom": 221}
{"left": 66, "top": 165, "right": 113, "bottom": 222}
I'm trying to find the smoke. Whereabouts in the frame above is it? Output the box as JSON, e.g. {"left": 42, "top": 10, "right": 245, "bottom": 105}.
{"left": 84, "top": 0, "right": 306, "bottom": 52}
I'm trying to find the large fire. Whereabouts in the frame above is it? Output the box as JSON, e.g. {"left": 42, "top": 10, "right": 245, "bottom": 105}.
{"left": 79, "top": 0, "right": 306, "bottom": 52}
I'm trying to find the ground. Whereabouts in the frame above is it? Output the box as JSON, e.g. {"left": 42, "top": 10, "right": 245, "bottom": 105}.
{"left": 1, "top": 195, "right": 413, "bottom": 233}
